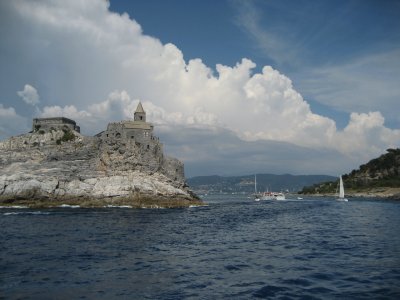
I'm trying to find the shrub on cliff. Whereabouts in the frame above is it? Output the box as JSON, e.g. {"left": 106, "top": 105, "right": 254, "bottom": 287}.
{"left": 56, "top": 129, "right": 76, "bottom": 145}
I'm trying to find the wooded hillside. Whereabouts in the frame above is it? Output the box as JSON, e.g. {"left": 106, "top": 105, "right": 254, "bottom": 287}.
{"left": 300, "top": 148, "right": 400, "bottom": 195}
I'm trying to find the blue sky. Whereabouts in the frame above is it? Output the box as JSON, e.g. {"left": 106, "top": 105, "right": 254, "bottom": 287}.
{"left": 0, "top": 0, "right": 399, "bottom": 177}
{"left": 110, "top": 0, "right": 400, "bottom": 129}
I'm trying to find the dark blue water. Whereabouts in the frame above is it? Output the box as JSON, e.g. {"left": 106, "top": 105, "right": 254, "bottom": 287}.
{"left": 1, "top": 196, "right": 400, "bottom": 299}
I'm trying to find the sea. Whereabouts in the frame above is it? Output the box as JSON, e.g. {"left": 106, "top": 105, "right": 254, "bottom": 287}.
{"left": 1, "top": 195, "right": 400, "bottom": 299}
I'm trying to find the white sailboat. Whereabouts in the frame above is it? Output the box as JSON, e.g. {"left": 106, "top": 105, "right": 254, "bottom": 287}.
{"left": 253, "top": 174, "right": 286, "bottom": 201}
{"left": 336, "top": 176, "right": 348, "bottom": 202}
{"left": 254, "top": 174, "right": 260, "bottom": 201}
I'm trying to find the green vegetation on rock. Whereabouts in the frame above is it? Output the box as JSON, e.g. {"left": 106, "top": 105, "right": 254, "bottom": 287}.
{"left": 56, "top": 129, "right": 76, "bottom": 144}
{"left": 300, "top": 148, "right": 400, "bottom": 195}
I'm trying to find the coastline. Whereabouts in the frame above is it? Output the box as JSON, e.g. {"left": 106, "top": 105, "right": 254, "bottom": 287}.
{"left": 0, "top": 193, "right": 203, "bottom": 209}
{"left": 302, "top": 187, "right": 400, "bottom": 200}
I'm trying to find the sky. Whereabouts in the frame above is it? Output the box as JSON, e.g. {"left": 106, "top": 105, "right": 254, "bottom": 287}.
{"left": 0, "top": 0, "right": 399, "bottom": 177}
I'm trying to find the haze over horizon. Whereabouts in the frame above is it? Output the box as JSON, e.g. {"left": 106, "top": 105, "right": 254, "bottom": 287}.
{"left": 1, "top": 0, "right": 399, "bottom": 177}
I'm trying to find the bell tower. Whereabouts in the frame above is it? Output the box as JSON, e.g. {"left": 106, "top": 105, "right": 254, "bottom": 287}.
{"left": 134, "top": 102, "right": 146, "bottom": 122}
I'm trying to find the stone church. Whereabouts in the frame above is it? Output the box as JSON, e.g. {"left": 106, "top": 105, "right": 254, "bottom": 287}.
{"left": 97, "top": 102, "right": 184, "bottom": 182}
{"left": 99, "top": 102, "right": 161, "bottom": 151}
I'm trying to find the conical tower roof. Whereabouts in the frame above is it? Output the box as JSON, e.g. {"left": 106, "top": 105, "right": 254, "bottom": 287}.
{"left": 135, "top": 102, "right": 145, "bottom": 113}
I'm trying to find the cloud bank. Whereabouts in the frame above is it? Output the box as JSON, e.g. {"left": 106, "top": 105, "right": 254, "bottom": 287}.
{"left": 0, "top": 0, "right": 399, "bottom": 176}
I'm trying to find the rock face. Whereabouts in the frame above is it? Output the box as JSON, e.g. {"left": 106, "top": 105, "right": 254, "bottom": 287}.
{"left": 347, "top": 148, "right": 400, "bottom": 186}
{"left": 0, "top": 104, "right": 199, "bottom": 207}
{"left": 300, "top": 148, "right": 400, "bottom": 198}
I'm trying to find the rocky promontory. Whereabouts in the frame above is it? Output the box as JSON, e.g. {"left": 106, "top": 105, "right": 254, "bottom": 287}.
{"left": 0, "top": 105, "right": 201, "bottom": 208}
{"left": 300, "top": 148, "right": 400, "bottom": 199}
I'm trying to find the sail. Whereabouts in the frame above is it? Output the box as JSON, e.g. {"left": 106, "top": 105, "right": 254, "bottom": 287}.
{"left": 339, "top": 176, "right": 345, "bottom": 198}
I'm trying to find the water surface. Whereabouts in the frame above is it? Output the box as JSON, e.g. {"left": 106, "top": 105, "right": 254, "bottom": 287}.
{"left": 1, "top": 196, "right": 400, "bottom": 299}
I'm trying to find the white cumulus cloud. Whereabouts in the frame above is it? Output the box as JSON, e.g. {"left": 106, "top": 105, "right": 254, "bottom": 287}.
{"left": 335, "top": 112, "right": 400, "bottom": 156}
{"left": 17, "top": 84, "right": 40, "bottom": 105}
{"left": 0, "top": 104, "right": 29, "bottom": 139}
{"left": 40, "top": 105, "right": 91, "bottom": 119}
{"left": 0, "top": 0, "right": 399, "bottom": 175}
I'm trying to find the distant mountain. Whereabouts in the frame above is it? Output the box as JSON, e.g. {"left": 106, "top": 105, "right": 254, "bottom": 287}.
{"left": 187, "top": 174, "right": 336, "bottom": 194}
{"left": 300, "top": 148, "right": 400, "bottom": 195}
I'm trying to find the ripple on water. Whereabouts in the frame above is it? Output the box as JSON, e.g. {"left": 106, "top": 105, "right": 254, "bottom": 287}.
{"left": 224, "top": 264, "right": 250, "bottom": 271}
{"left": 308, "top": 272, "right": 335, "bottom": 281}
{"left": 252, "top": 285, "right": 289, "bottom": 298}
{"left": 3, "top": 211, "right": 51, "bottom": 216}
{"left": 1, "top": 196, "right": 400, "bottom": 299}
{"left": 280, "top": 278, "right": 313, "bottom": 287}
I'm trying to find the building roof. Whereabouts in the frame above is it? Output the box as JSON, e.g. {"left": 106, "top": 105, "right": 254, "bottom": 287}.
{"left": 33, "top": 117, "right": 77, "bottom": 125}
{"left": 135, "top": 102, "right": 145, "bottom": 113}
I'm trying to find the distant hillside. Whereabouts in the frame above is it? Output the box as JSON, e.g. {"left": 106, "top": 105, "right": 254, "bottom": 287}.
{"left": 300, "top": 148, "right": 400, "bottom": 196}
{"left": 187, "top": 174, "right": 336, "bottom": 194}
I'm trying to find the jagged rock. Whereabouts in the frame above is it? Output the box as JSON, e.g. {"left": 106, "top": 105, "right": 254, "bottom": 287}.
{"left": 0, "top": 104, "right": 200, "bottom": 207}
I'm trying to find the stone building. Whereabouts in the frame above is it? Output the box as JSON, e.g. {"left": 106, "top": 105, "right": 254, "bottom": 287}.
{"left": 98, "top": 102, "right": 185, "bottom": 183}
{"left": 101, "top": 102, "right": 160, "bottom": 151}
{"left": 23, "top": 102, "right": 184, "bottom": 184}
{"left": 32, "top": 117, "right": 80, "bottom": 133}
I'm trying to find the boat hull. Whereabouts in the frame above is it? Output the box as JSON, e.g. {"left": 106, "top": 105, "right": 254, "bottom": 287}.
{"left": 336, "top": 198, "right": 348, "bottom": 202}
{"left": 260, "top": 192, "right": 285, "bottom": 201}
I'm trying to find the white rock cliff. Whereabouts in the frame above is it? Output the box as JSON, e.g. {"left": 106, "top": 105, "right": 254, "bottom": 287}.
{"left": 0, "top": 111, "right": 199, "bottom": 207}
